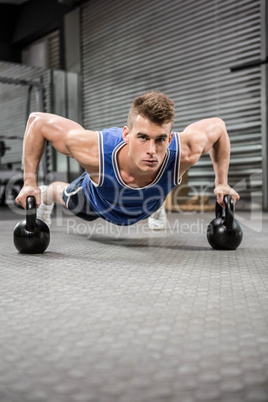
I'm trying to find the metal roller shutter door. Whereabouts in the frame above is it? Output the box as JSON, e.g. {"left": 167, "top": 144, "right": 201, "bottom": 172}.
{"left": 81, "top": 0, "right": 264, "bottom": 207}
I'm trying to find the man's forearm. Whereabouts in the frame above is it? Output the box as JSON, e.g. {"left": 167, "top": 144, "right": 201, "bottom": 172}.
{"left": 23, "top": 114, "right": 46, "bottom": 186}
{"left": 209, "top": 124, "right": 230, "bottom": 186}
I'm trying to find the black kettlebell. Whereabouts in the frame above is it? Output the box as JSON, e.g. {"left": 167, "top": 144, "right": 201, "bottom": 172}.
{"left": 13, "top": 196, "right": 50, "bottom": 254}
{"left": 207, "top": 195, "right": 243, "bottom": 250}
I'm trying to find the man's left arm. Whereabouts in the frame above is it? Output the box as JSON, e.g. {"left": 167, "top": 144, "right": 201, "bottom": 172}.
{"left": 180, "top": 118, "right": 240, "bottom": 207}
{"left": 207, "top": 119, "right": 240, "bottom": 206}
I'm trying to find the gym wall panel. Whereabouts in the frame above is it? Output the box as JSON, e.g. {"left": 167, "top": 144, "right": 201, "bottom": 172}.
{"left": 81, "top": 0, "right": 264, "bottom": 207}
{"left": 48, "top": 31, "right": 61, "bottom": 70}
{"left": 0, "top": 62, "right": 52, "bottom": 169}
{"left": 0, "top": 62, "right": 80, "bottom": 182}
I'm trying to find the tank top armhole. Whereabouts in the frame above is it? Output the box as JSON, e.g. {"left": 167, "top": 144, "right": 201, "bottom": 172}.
{"left": 173, "top": 132, "right": 182, "bottom": 186}
{"left": 88, "top": 130, "right": 104, "bottom": 188}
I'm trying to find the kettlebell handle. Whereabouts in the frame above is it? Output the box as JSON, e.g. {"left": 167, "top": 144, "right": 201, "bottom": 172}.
{"left": 26, "top": 196, "right": 37, "bottom": 232}
{"left": 224, "top": 195, "right": 234, "bottom": 229}
{"left": 215, "top": 195, "right": 234, "bottom": 229}
{"left": 215, "top": 201, "right": 223, "bottom": 218}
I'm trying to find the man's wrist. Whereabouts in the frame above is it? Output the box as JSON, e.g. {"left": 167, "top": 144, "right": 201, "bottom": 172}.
{"left": 215, "top": 182, "right": 228, "bottom": 187}
{"left": 24, "top": 173, "right": 38, "bottom": 187}
{"left": 215, "top": 177, "right": 228, "bottom": 186}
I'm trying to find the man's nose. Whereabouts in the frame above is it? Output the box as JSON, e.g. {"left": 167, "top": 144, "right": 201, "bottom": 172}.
{"left": 147, "top": 140, "right": 156, "bottom": 154}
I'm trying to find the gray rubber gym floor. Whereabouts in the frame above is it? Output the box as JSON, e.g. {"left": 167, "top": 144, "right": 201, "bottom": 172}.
{"left": 0, "top": 206, "right": 268, "bottom": 402}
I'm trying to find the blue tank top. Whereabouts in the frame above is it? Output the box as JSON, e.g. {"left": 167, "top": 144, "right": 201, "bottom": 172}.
{"left": 82, "top": 127, "right": 181, "bottom": 226}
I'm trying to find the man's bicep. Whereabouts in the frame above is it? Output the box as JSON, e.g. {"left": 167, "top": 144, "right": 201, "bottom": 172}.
{"left": 182, "top": 119, "right": 224, "bottom": 156}
{"left": 180, "top": 128, "right": 207, "bottom": 156}
{"left": 33, "top": 112, "right": 84, "bottom": 155}
{"left": 184, "top": 118, "right": 225, "bottom": 153}
{"left": 38, "top": 113, "right": 98, "bottom": 165}
{"left": 179, "top": 129, "right": 207, "bottom": 177}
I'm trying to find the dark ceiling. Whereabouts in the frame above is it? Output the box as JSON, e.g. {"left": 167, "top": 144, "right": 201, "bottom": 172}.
{"left": 0, "top": 0, "right": 84, "bottom": 62}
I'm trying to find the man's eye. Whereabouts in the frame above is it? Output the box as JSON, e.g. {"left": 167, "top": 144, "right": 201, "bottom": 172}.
{"left": 157, "top": 138, "right": 165, "bottom": 143}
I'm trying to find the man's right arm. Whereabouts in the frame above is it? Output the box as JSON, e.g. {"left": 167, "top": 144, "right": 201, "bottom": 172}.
{"left": 16, "top": 112, "right": 99, "bottom": 209}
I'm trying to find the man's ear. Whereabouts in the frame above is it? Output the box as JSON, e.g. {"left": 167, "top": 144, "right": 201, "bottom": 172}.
{"left": 168, "top": 132, "right": 173, "bottom": 145}
{"left": 122, "top": 126, "right": 130, "bottom": 143}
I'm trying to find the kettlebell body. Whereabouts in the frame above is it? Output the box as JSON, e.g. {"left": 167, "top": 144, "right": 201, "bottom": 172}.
{"left": 14, "top": 196, "right": 50, "bottom": 254}
{"left": 207, "top": 195, "right": 243, "bottom": 250}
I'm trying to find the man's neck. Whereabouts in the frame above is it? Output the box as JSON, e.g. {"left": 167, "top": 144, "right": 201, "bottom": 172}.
{"left": 117, "top": 144, "right": 160, "bottom": 188}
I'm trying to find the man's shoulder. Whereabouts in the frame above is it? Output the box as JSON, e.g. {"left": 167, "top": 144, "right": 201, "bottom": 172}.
{"left": 101, "top": 127, "right": 123, "bottom": 137}
{"left": 168, "top": 131, "right": 180, "bottom": 152}
{"left": 100, "top": 127, "right": 124, "bottom": 152}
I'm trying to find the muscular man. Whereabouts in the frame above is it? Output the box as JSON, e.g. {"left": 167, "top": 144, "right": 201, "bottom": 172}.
{"left": 15, "top": 91, "right": 239, "bottom": 228}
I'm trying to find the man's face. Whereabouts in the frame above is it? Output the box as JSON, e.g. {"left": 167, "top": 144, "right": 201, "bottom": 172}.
{"left": 122, "top": 115, "right": 173, "bottom": 173}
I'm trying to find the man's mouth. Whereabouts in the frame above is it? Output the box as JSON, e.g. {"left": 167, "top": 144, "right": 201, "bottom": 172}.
{"left": 143, "top": 159, "right": 157, "bottom": 165}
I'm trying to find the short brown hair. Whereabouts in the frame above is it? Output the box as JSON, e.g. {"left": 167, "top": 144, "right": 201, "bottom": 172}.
{"left": 127, "top": 91, "right": 175, "bottom": 129}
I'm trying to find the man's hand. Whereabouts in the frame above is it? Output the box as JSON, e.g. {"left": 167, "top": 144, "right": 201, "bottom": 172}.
{"left": 15, "top": 185, "right": 41, "bottom": 210}
{"left": 214, "top": 184, "right": 240, "bottom": 207}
